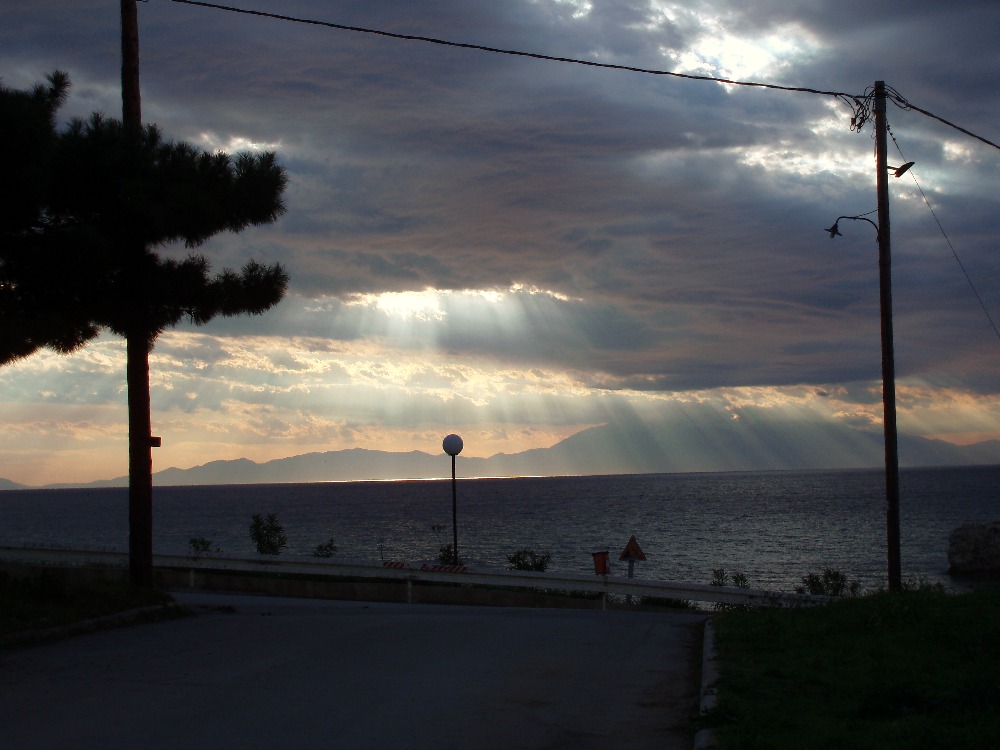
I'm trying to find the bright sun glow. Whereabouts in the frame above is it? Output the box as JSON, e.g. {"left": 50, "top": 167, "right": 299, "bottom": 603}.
{"left": 667, "top": 15, "right": 822, "bottom": 84}
{"left": 346, "top": 289, "right": 448, "bottom": 321}
{"left": 343, "top": 285, "right": 575, "bottom": 321}
{"left": 197, "top": 132, "right": 282, "bottom": 153}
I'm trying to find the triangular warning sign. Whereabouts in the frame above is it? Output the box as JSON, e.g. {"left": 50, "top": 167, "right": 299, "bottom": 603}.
{"left": 619, "top": 535, "right": 646, "bottom": 561}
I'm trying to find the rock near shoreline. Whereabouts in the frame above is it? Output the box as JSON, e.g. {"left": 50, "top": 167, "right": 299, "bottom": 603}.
{"left": 948, "top": 521, "right": 1000, "bottom": 577}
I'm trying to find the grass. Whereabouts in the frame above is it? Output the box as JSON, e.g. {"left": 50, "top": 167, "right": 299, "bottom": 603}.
{"left": 706, "top": 584, "right": 1000, "bottom": 749}
{"left": 0, "top": 571, "right": 175, "bottom": 647}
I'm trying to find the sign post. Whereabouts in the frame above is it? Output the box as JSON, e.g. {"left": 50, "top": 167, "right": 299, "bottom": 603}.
{"left": 619, "top": 535, "right": 646, "bottom": 579}
{"left": 619, "top": 535, "right": 646, "bottom": 604}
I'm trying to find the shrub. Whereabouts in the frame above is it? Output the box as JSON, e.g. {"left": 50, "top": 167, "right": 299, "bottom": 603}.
{"left": 711, "top": 567, "right": 751, "bottom": 611}
{"left": 250, "top": 513, "right": 287, "bottom": 555}
{"left": 311, "top": 538, "right": 338, "bottom": 558}
{"left": 437, "top": 544, "right": 463, "bottom": 566}
{"left": 506, "top": 548, "right": 552, "bottom": 572}
{"left": 711, "top": 567, "right": 749, "bottom": 588}
{"left": 188, "top": 537, "right": 216, "bottom": 557}
{"left": 795, "top": 568, "right": 861, "bottom": 597}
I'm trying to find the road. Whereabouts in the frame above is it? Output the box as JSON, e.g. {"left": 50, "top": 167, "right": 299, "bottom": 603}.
{"left": 1, "top": 591, "right": 707, "bottom": 749}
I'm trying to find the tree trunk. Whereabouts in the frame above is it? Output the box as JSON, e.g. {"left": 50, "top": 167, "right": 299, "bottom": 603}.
{"left": 127, "top": 331, "right": 153, "bottom": 587}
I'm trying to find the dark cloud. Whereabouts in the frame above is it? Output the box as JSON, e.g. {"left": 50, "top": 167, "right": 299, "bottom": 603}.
{"left": 2, "top": 0, "right": 999, "bottom": 481}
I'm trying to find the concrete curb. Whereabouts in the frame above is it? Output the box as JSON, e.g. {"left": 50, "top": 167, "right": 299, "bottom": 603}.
{"left": 693, "top": 618, "right": 718, "bottom": 750}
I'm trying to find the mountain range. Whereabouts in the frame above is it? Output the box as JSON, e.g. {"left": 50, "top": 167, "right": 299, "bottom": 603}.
{"left": 5, "top": 418, "right": 1000, "bottom": 489}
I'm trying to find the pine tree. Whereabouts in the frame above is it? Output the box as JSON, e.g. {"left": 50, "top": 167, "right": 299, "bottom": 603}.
{"left": 0, "top": 71, "right": 102, "bottom": 362}
{"left": 1, "top": 74, "right": 289, "bottom": 584}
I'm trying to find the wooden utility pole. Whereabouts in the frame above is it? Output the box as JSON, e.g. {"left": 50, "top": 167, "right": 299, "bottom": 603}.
{"left": 121, "top": 0, "right": 154, "bottom": 587}
{"left": 121, "top": 0, "right": 141, "bottom": 134}
{"left": 873, "top": 81, "right": 902, "bottom": 592}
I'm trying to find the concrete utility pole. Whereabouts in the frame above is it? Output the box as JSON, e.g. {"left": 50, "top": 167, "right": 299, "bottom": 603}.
{"left": 120, "top": 0, "right": 155, "bottom": 587}
{"left": 873, "top": 81, "right": 902, "bottom": 593}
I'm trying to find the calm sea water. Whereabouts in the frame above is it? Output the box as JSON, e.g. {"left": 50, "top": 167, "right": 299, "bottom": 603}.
{"left": 1, "top": 466, "right": 997, "bottom": 592}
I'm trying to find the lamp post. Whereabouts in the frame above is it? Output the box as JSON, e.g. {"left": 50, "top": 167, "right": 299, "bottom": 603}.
{"left": 824, "top": 81, "right": 910, "bottom": 592}
{"left": 442, "top": 434, "right": 464, "bottom": 565}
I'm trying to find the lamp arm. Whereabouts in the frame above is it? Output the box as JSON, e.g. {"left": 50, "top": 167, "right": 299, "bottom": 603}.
{"left": 833, "top": 214, "right": 880, "bottom": 241}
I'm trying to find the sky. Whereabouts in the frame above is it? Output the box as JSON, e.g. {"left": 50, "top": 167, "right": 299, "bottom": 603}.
{"left": 2, "top": 0, "right": 999, "bottom": 485}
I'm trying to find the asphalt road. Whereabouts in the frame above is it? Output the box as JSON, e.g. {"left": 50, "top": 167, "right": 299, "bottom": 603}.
{"left": 1, "top": 591, "right": 707, "bottom": 749}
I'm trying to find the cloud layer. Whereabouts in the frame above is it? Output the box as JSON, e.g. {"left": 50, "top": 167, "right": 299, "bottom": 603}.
{"left": 2, "top": 1, "right": 999, "bottom": 484}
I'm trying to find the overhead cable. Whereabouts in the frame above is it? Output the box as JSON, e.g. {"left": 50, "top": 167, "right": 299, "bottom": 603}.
{"left": 168, "top": 1, "right": 998, "bottom": 151}
{"left": 885, "top": 86, "right": 1000, "bottom": 152}
{"left": 887, "top": 126, "right": 1000, "bottom": 344}
{"left": 167, "top": 1, "right": 863, "bottom": 111}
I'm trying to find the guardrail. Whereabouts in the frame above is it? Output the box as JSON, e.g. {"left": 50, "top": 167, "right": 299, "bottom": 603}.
{"left": 0, "top": 546, "right": 827, "bottom": 608}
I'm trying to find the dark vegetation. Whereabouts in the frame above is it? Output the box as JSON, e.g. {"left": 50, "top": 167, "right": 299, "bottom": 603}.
{"left": 187, "top": 536, "right": 217, "bottom": 557}
{"left": 437, "top": 544, "right": 463, "bottom": 565}
{"left": 249, "top": 513, "right": 288, "bottom": 555}
{"left": 1, "top": 72, "right": 289, "bottom": 585}
{"left": 506, "top": 548, "right": 552, "bottom": 572}
{"left": 311, "top": 538, "right": 338, "bottom": 558}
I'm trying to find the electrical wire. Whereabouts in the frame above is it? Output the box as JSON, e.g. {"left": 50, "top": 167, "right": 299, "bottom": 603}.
{"left": 887, "top": 86, "right": 1000, "bottom": 152}
{"left": 167, "top": 1, "right": 1000, "bottom": 153}
{"left": 164, "top": 1, "right": 999, "bottom": 328}
{"left": 167, "top": 0, "right": 865, "bottom": 116}
{"left": 887, "top": 125, "right": 1000, "bottom": 344}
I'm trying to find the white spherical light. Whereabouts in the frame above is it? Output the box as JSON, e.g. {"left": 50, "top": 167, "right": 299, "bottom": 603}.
{"left": 442, "top": 433, "right": 464, "bottom": 456}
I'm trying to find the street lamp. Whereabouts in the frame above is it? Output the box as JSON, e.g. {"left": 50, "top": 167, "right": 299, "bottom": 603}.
{"left": 824, "top": 82, "right": 912, "bottom": 592}
{"left": 442, "top": 433, "right": 464, "bottom": 565}
{"left": 825, "top": 215, "right": 878, "bottom": 239}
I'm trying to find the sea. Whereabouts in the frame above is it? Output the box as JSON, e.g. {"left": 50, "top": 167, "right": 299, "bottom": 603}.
{"left": 1, "top": 466, "right": 997, "bottom": 593}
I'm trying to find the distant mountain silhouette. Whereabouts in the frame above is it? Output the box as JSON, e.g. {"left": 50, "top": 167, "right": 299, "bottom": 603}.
{"left": 12, "top": 418, "right": 1000, "bottom": 489}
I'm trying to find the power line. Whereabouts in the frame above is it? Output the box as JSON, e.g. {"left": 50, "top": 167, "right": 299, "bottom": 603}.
{"left": 887, "top": 126, "right": 1000, "bottom": 344}
{"left": 163, "top": 3, "right": 1000, "bottom": 310}
{"left": 168, "top": 1, "right": 864, "bottom": 110}
{"left": 168, "top": 1, "right": 999, "bottom": 152}
{"left": 887, "top": 86, "right": 1000, "bottom": 152}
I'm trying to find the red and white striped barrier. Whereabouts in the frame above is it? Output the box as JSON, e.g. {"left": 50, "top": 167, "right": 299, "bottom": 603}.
{"left": 420, "top": 564, "right": 468, "bottom": 573}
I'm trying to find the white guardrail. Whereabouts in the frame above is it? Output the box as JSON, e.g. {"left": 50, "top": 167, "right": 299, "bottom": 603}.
{"left": 0, "top": 546, "right": 828, "bottom": 608}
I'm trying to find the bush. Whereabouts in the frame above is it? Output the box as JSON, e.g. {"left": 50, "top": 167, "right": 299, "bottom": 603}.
{"left": 250, "top": 513, "right": 287, "bottom": 555}
{"left": 188, "top": 537, "right": 217, "bottom": 557}
{"left": 506, "top": 548, "right": 552, "bottom": 572}
{"left": 437, "top": 544, "right": 463, "bottom": 565}
{"left": 311, "top": 538, "right": 337, "bottom": 558}
{"left": 795, "top": 568, "right": 861, "bottom": 597}
{"left": 711, "top": 567, "right": 750, "bottom": 611}
{"left": 711, "top": 567, "right": 749, "bottom": 588}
